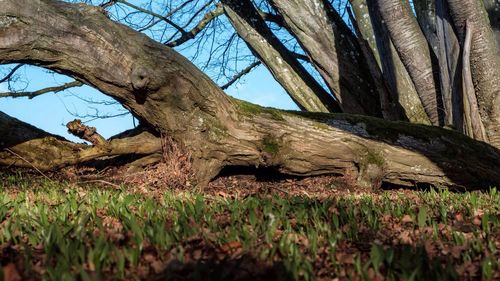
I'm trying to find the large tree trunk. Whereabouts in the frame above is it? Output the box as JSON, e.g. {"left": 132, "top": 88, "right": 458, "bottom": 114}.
{"left": 447, "top": 0, "right": 500, "bottom": 149}
{"left": 435, "top": 0, "right": 463, "bottom": 129}
{"left": 268, "top": 0, "right": 382, "bottom": 116}
{"left": 352, "top": 0, "right": 432, "bottom": 125}
{"left": 220, "top": 0, "right": 340, "bottom": 113}
{"left": 0, "top": 0, "right": 499, "bottom": 190}
{"left": 483, "top": 0, "right": 500, "bottom": 48}
{"left": 414, "top": 0, "right": 439, "bottom": 56}
{"left": 377, "top": 0, "right": 443, "bottom": 126}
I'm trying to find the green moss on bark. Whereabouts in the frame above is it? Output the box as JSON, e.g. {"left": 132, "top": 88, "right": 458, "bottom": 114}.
{"left": 234, "top": 99, "right": 285, "bottom": 121}
{"left": 262, "top": 136, "right": 280, "bottom": 156}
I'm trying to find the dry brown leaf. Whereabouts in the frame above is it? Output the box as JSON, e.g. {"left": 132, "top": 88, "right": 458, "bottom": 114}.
{"left": 2, "top": 263, "right": 21, "bottom": 281}
{"left": 221, "top": 241, "right": 242, "bottom": 254}
{"left": 402, "top": 215, "right": 413, "bottom": 223}
{"left": 151, "top": 260, "right": 167, "bottom": 274}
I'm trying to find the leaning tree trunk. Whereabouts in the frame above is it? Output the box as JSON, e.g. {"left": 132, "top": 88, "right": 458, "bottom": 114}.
{"left": 0, "top": 0, "right": 499, "bottom": 190}
{"left": 220, "top": 0, "right": 340, "bottom": 113}
{"left": 414, "top": 0, "right": 439, "bottom": 56}
{"left": 268, "top": 0, "right": 382, "bottom": 117}
{"left": 435, "top": 0, "right": 463, "bottom": 129}
{"left": 447, "top": 0, "right": 500, "bottom": 149}
{"left": 483, "top": 0, "right": 500, "bottom": 48}
{"left": 377, "top": 0, "right": 443, "bottom": 126}
{"left": 352, "top": 0, "right": 432, "bottom": 125}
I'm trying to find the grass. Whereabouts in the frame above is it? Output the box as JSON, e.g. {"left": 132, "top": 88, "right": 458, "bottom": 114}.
{"left": 0, "top": 172, "right": 499, "bottom": 280}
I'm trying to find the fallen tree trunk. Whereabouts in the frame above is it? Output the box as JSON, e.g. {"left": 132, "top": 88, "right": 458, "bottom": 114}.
{"left": 0, "top": 0, "right": 499, "bottom": 190}
{"left": 0, "top": 112, "right": 161, "bottom": 170}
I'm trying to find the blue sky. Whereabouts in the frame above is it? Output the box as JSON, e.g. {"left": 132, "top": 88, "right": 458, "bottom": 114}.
{"left": 0, "top": 63, "right": 298, "bottom": 142}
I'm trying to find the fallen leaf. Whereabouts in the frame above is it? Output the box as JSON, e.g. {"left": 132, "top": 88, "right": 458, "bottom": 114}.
{"left": 2, "top": 263, "right": 21, "bottom": 281}
{"left": 402, "top": 215, "right": 413, "bottom": 223}
{"left": 151, "top": 261, "right": 167, "bottom": 274}
{"left": 221, "top": 241, "right": 242, "bottom": 253}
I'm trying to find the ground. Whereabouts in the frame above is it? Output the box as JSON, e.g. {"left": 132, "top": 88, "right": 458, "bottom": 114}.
{"left": 0, "top": 168, "right": 498, "bottom": 281}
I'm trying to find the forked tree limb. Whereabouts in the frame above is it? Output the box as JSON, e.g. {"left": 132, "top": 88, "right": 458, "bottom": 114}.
{"left": 0, "top": 0, "right": 499, "bottom": 190}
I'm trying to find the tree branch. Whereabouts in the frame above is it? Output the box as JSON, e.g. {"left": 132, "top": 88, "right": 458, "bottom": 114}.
{"left": 0, "top": 81, "right": 83, "bottom": 99}
{"left": 220, "top": 61, "right": 261, "bottom": 90}
{"left": 0, "top": 64, "right": 24, "bottom": 84}
{"left": 114, "top": 0, "right": 187, "bottom": 36}
{"left": 167, "top": 4, "right": 224, "bottom": 47}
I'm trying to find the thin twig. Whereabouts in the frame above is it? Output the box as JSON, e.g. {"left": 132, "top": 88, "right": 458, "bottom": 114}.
{"left": 4, "top": 148, "right": 53, "bottom": 182}
{"left": 78, "top": 179, "right": 122, "bottom": 189}
{"left": 0, "top": 81, "right": 83, "bottom": 99}
{"left": 0, "top": 64, "right": 24, "bottom": 83}
{"left": 220, "top": 61, "right": 261, "bottom": 90}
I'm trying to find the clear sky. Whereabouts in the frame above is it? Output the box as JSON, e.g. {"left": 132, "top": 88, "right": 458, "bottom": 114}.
{"left": 0, "top": 63, "right": 298, "bottom": 142}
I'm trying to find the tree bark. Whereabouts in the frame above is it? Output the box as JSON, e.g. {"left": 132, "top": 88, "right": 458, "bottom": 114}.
{"left": 0, "top": 0, "right": 499, "bottom": 190}
{"left": 363, "top": 0, "right": 432, "bottom": 125}
{"left": 377, "top": 0, "right": 443, "bottom": 126}
{"left": 483, "top": 0, "right": 500, "bottom": 48}
{"left": 462, "top": 21, "right": 488, "bottom": 141}
{"left": 414, "top": 0, "right": 439, "bottom": 56}
{"left": 220, "top": 0, "right": 340, "bottom": 113}
{"left": 436, "top": 0, "right": 463, "bottom": 129}
{"left": 447, "top": 0, "right": 500, "bottom": 149}
{"left": 268, "top": 0, "right": 382, "bottom": 116}
{"left": 346, "top": 7, "right": 401, "bottom": 121}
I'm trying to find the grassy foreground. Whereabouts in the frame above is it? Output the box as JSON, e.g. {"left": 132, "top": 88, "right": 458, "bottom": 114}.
{"left": 0, "top": 172, "right": 498, "bottom": 280}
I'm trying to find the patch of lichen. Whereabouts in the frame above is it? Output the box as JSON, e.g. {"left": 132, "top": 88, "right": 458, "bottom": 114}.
{"left": 313, "top": 122, "right": 330, "bottom": 130}
{"left": 207, "top": 118, "right": 229, "bottom": 141}
{"left": 233, "top": 99, "right": 285, "bottom": 121}
{"left": 287, "top": 110, "right": 500, "bottom": 161}
{"left": 283, "top": 110, "right": 476, "bottom": 145}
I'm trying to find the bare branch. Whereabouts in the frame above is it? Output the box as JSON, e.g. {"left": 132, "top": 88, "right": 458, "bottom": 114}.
{"left": 167, "top": 3, "right": 224, "bottom": 47}
{"left": 0, "top": 64, "right": 24, "bottom": 84}
{"left": 99, "top": 0, "right": 116, "bottom": 9}
{"left": 220, "top": 61, "right": 261, "bottom": 89}
{"left": 114, "top": 0, "right": 187, "bottom": 35}
{"left": 0, "top": 81, "right": 83, "bottom": 99}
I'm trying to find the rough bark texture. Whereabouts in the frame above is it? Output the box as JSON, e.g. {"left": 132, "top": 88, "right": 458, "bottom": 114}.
{"left": 436, "top": 0, "right": 462, "bottom": 129}
{"left": 220, "top": 0, "right": 340, "bottom": 113}
{"left": 349, "top": 0, "right": 382, "bottom": 67}
{"left": 346, "top": 6, "right": 401, "bottom": 121}
{"left": 462, "top": 21, "right": 488, "bottom": 141}
{"left": 414, "top": 0, "right": 439, "bottom": 56}
{"left": 268, "top": 0, "right": 382, "bottom": 117}
{"left": 0, "top": 0, "right": 499, "bottom": 190}
{"left": 483, "top": 0, "right": 500, "bottom": 48}
{"left": 377, "top": 0, "right": 442, "bottom": 126}
{"left": 447, "top": 0, "right": 500, "bottom": 149}
{"left": 364, "top": 0, "right": 432, "bottom": 125}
